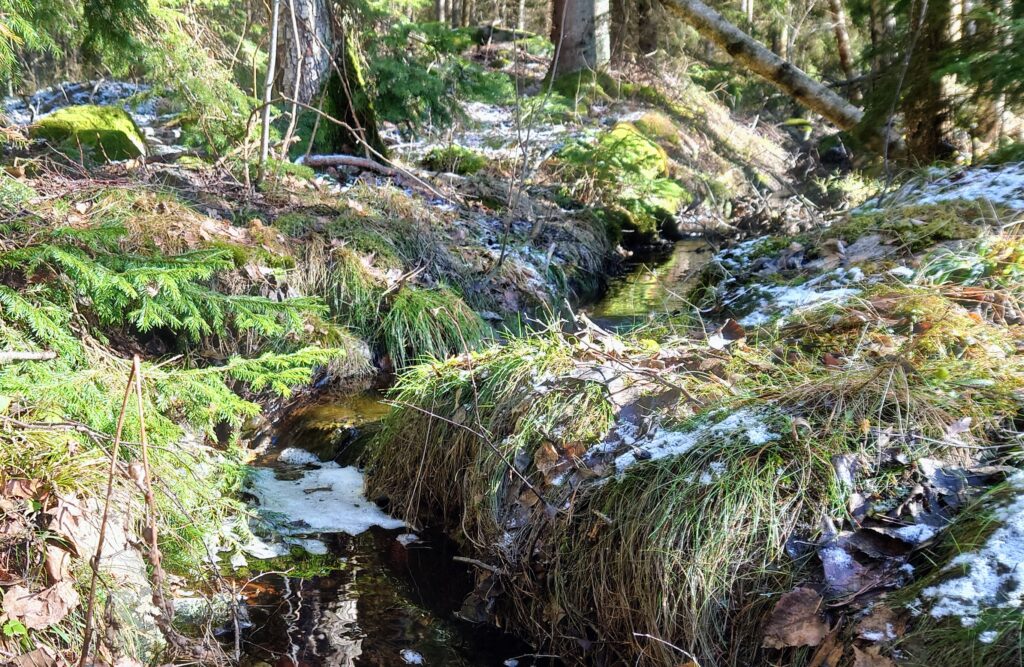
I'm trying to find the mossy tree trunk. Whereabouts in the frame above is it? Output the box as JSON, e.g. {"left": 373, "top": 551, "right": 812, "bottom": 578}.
{"left": 278, "top": 0, "right": 387, "bottom": 158}
{"left": 549, "top": 0, "right": 611, "bottom": 77}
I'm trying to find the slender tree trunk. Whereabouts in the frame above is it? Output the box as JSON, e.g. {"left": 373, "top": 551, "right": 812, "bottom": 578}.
{"left": 828, "top": 0, "right": 855, "bottom": 83}
{"left": 436, "top": 0, "right": 446, "bottom": 23}
{"left": 549, "top": 0, "right": 611, "bottom": 77}
{"left": 662, "top": 0, "right": 864, "bottom": 129}
{"left": 258, "top": 0, "right": 282, "bottom": 182}
{"left": 518, "top": 0, "right": 528, "bottom": 30}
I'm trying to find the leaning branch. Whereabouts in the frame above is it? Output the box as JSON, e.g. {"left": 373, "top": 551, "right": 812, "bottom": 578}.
{"left": 663, "top": 0, "right": 900, "bottom": 152}
{"left": 297, "top": 153, "right": 397, "bottom": 175}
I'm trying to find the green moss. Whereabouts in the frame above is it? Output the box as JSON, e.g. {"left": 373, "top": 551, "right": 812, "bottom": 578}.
{"left": 830, "top": 201, "right": 996, "bottom": 252}
{"left": 273, "top": 212, "right": 320, "bottom": 237}
{"left": 30, "top": 105, "right": 147, "bottom": 161}
{"left": 633, "top": 110, "right": 681, "bottom": 146}
{"left": 557, "top": 123, "right": 690, "bottom": 241}
{"left": 421, "top": 145, "right": 487, "bottom": 175}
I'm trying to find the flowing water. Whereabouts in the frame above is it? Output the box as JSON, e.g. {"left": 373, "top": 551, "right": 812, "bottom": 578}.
{"left": 237, "top": 241, "right": 712, "bottom": 666}
{"left": 588, "top": 239, "right": 713, "bottom": 329}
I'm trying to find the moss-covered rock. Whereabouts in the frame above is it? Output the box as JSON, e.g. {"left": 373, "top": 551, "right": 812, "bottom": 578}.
{"left": 598, "top": 122, "right": 669, "bottom": 179}
{"left": 633, "top": 110, "right": 681, "bottom": 147}
{"left": 421, "top": 145, "right": 487, "bottom": 175}
{"left": 30, "top": 105, "right": 147, "bottom": 161}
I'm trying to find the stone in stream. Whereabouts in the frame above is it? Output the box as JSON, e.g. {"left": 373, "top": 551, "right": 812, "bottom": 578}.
{"left": 30, "top": 104, "right": 147, "bottom": 160}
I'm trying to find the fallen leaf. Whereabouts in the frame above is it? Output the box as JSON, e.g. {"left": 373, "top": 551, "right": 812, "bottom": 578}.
{"left": 3, "top": 478, "right": 45, "bottom": 501}
{"left": 856, "top": 605, "right": 905, "bottom": 642}
{"left": 43, "top": 544, "right": 71, "bottom": 583}
{"left": 3, "top": 581, "right": 80, "bottom": 630}
{"left": 9, "top": 647, "right": 56, "bottom": 667}
{"left": 852, "top": 645, "right": 896, "bottom": 667}
{"left": 48, "top": 496, "right": 89, "bottom": 555}
{"left": 762, "top": 587, "right": 828, "bottom": 649}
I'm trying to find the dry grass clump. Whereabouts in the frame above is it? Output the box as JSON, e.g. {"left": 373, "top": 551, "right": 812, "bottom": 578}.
{"left": 367, "top": 273, "right": 1024, "bottom": 665}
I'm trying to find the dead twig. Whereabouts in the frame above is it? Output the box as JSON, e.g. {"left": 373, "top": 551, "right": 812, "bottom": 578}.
{"left": 79, "top": 360, "right": 136, "bottom": 667}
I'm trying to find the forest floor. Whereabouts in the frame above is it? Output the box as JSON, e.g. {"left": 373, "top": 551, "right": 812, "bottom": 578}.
{"left": 0, "top": 39, "right": 1023, "bottom": 667}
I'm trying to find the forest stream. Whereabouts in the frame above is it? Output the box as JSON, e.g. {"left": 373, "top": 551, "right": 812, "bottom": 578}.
{"left": 235, "top": 245, "right": 711, "bottom": 667}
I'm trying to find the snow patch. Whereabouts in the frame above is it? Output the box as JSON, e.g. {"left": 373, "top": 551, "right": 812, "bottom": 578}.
{"left": 894, "top": 523, "right": 938, "bottom": 544}
{"left": 247, "top": 463, "right": 404, "bottom": 535}
{"left": 277, "top": 448, "right": 323, "bottom": 465}
{"left": 740, "top": 284, "right": 860, "bottom": 327}
{"left": 920, "top": 472, "right": 1024, "bottom": 626}
{"left": 978, "top": 630, "right": 999, "bottom": 644}
{"left": 400, "top": 649, "right": 425, "bottom": 665}
{"left": 613, "top": 409, "right": 779, "bottom": 473}
{"left": 907, "top": 162, "right": 1024, "bottom": 210}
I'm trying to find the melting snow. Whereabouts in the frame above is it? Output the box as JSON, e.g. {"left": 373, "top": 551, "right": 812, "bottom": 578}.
{"left": 920, "top": 472, "right": 1024, "bottom": 626}
{"left": 894, "top": 523, "right": 938, "bottom": 544}
{"left": 277, "top": 448, "right": 323, "bottom": 465}
{"left": 247, "top": 456, "right": 404, "bottom": 535}
{"left": 908, "top": 162, "right": 1024, "bottom": 210}
{"left": 612, "top": 409, "right": 779, "bottom": 473}
{"left": 740, "top": 284, "right": 860, "bottom": 326}
{"left": 978, "top": 630, "right": 999, "bottom": 644}
{"left": 400, "top": 649, "right": 425, "bottom": 665}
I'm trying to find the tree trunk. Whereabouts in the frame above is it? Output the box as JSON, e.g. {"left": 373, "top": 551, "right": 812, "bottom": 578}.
{"left": 902, "top": 0, "right": 952, "bottom": 160}
{"left": 437, "top": 0, "right": 446, "bottom": 23}
{"left": 549, "top": 0, "right": 611, "bottom": 77}
{"left": 827, "top": 0, "right": 855, "bottom": 83}
{"left": 517, "top": 0, "right": 527, "bottom": 31}
{"left": 662, "top": 0, "right": 864, "bottom": 129}
{"left": 279, "top": 0, "right": 333, "bottom": 105}
{"left": 638, "top": 0, "right": 658, "bottom": 55}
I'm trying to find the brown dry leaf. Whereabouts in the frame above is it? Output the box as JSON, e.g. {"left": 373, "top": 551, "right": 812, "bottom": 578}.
{"left": 852, "top": 645, "right": 896, "bottom": 667}
{"left": 3, "top": 478, "right": 45, "bottom": 501}
{"left": 43, "top": 544, "right": 71, "bottom": 583}
{"left": 534, "top": 441, "right": 560, "bottom": 478}
{"left": 762, "top": 587, "right": 828, "bottom": 649}
{"left": 9, "top": 647, "right": 56, "bottom": 667}
{"left": 48, "top": 496, "right": 89, "bottom": 555}
{"left": 856, "top": 605, "right": 905, "bottom": 642}
{"left": 807, "top": 630, "right": 844, "bottom": 667}
{"left": 3, "top": 581, "right": 81, "bottom": 630}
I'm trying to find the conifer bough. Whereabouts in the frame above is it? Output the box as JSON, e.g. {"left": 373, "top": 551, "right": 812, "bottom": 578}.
{"left": 663, "top": 0, "right": 886, "bottom": 142}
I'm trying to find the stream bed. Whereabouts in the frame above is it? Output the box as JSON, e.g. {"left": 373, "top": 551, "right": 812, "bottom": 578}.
{"left": 236, "top": 241, "right": 712, "bottom": 666}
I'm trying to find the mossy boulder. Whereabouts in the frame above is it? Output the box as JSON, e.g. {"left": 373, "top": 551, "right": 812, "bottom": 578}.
{"left": 632, "top": 111, "right": 681, "bottom": 147}
{"left": 598, "top": 122, "right": 670, "bottom": 180}
{"left": 421, "top": 145, "right": 487, "bottom": 175}
{"left": 30, "top": 105, "right": 147, "bottom": 161}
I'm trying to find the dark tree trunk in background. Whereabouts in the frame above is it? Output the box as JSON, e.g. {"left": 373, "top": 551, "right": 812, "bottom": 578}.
{"left": 277, "top": 0, "right": 386, "bottom": 159}
{"left": 902, "top": 0, "right": 952, "bottom": 160}
{"left": 638, "top": 0, "right": 659, "bottom": 55}
{"left": 549, "top": 0, "right": 611, "bottom": 77}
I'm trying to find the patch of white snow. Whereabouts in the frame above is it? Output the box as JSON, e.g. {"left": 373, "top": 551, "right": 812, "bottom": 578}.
{"left": 248, "top": 463, "right": 404, "bottom": 535}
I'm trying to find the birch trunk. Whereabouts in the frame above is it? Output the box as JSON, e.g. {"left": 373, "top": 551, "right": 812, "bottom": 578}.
{"left": 663, "top": 0, "right": 863, "bottom": 129}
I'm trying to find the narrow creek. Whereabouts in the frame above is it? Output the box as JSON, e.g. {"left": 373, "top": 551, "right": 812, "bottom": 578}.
{"left": 236, "top": 240, "right": 713, "bottom": 666}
